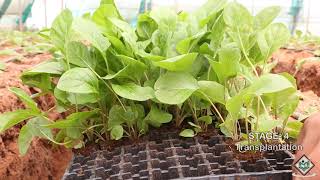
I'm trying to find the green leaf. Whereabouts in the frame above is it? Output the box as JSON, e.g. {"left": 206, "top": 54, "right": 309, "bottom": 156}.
{"left": 20, "top": 74, "right": 52, "bottom": 92}
{"left": 57, "top": 68, "right": 99, "bottom": 94}
{"left": 112, "top": 83, "right": 155, "bottom": 101}
{"left": 45, "top": 110, "right": 98, "bottom": 129}
{"left": 0, "top": 110, "right": 37, "bottom": 133}
{"left": 103, "top": 55, "right": 146, "bottom": 81}
{"left": 153, "top": 53, "right": 198, "bottom": 71}
{"left": 150, "top": 7, "right": 177, "bottom": 31}
{"left": 66, "top": 41, "right": 96, "bottom": 68}
{"left": 18, "top": 117, "right": 53, "bottom": 155}
{"left": 198, "top": 116, "right": 212, "bottom": 125}
{"left": 67, "top": 93, "right": 99, "bottom": 105}
{"left": 22, "top": 61, "right": 64, "bottom": 75}
{"left": 107, "top": 35, "right": 131, "bottom": 56}
{"left": 176, "top": 31, "right": 206, "bottom": 54}
{"left": 72, "top": 18, "right": 110, "bottom": 55}
{"left": 248, "top": 73, "right": 294, "bottom": 96}
{"left": 154, "top": 72, "right": 199, "bottom": 104}
{"left": 210, "top": 46, "right": 241, "bottom": 83}
{"left": 110, "top": 125, "right": 123, "bottom": 140}
{"left": 9, "top": 88, "right": 39, "bottom": 112}
{"left": 257, "top": 119, "right": 282, "bottom": 132}
{"left": 188, "top": 122, "right": 201, "bottom": 129}
{"left": 285, "top": 121, "right": 303, "bottom": 138}
{"left": 257, "top": 23, "right": 290, "bottom": 60}
{"left": 144, "top": 105, "right": 172, "bottom": 128}
{"left": 137, "top": 14, "right": 158, "bottom": 40}
{"left": 50, "top": 9, "right": 73, "bottom": 53}
{"left": 92, "top": 4, "right": 120, "bottom": 36}
{"left": 108, "top": 104, "right": 144, "bottom": 128}
{"left": 254, "top": 6, "right": 281, "bottom": 29}
{"left": 196, "top": 81, "right": 225, "bottom": 105}
{"left": 223, "top": 2, "right": 253, "bottom": 28}
{"left": 194, "top": 0, "right": 227, "bottom": 21}
{"left": 179, "top": 129, "right": 195, "bottom": 137}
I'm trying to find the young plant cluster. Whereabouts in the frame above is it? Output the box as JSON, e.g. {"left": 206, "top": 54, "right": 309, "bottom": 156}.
{"left": 0, "top": 0, "right": 302, "bottom": 155}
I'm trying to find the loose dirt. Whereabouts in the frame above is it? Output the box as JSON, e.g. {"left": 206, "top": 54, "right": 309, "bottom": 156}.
{"left": 0, "top": 51, "right": 72, "bottom": 180}
{"left": 273, "top": 48, "right": 320, "bottom": 96}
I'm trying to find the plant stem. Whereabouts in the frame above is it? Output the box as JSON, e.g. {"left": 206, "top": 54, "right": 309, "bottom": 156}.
{"left": 237, "top": 28, "right": 259, "bottom": 77}
{"left": 255, "top": 97, "right": 260, "bottom": 131}
{"left": 199, "top": 92, "right": 225, "bottom": 122}
{"left": 188, "top": 100, "right": 198, "bottom": 124}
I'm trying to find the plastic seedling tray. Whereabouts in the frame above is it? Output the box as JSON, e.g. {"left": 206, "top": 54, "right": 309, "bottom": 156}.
{"left": 62, "top": 133, "right": 294, "bottom": 180}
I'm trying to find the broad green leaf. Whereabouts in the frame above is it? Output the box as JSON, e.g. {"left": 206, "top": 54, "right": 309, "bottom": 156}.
{"left": 107, "top": 35, "right": 131, "bottom": 56}
{"left": 176, "top": 31, "right": 206, "bottom": 54}
{"left": 112, "top": 83, "right": 155, "bottom": 101}
{"left": 209, "top": 46, "right": 241, "bottom": 83}
{"left": 45, "top": 110, "right": 98, "bottom": 129}
{"left": 21, "top": 73, "right": 52, "bottom": 92}
{"left": 22, "top": 61, "right": 64, "bottom": 75}
{"left": 210, "top": 12, "right": 226, "bottom": 50}
{"left": 257, "top": 119, "right": 282, "bottom": 132}
{"left": 108, "top": 17, "right": 137, "bottom": 40}
{"left": 226, "top": 94, "right": 243, "bottom": 121}
{"left": 144, "top": 105, "right": 172, "bottom": 128}
{"left": 198, "top": 116, "right": 212, "bottom": 125}
{"left": 248, "top": 74, "right": 294, "bottom": 96}
{"left": 153, "top": 53, "right": 198, "bottom": 71}
{"left": 50, "top": 9, "right": 73, "bottom": 53}
{"left": 194, "top": 0, "right": 227, "bottom": 21}
{"left": 179, "top": 129, "right": 195, "bottom": 137}
{"left": 195, "top": 81, "right": 225, "bottom": 104}
{"left": 285, "top": 121, "right": 303, "bottom": 138}
{"left": 57, "top": 68, "right": 99, "bottom": 94}
{"left": 254, "top": 6, "right": 281, "bottom": 29}
{"left": 100, "top": 0, "right": 121, "bottom": 18}
{"left": 137, "top": 14, "right": 158, "bottom": 40}
{"left": 257, "top": 23, "right": 290, "bottom": 60}
{"left": 103, "top": 55, "right": 146, "bottom": 81}
{"left": 154, "top": 72, "right": 199, "bottom": 104}
{"left": 72, "top": 18, "right": 110, "bottom": 55}
{"left": 219, "top": 116, "right": 235, "bottom": 137}
{"left": 150, "top": 7, "right": 177, "bottom": 31}
{"left": 66, "top": 41, "right": 96, "bottom": 68}
{"left": 0, "top": 110, "right": 37, "bottom": 133}
{"left": 108, "top": 104, "right": 144, "bottom": 128}
{"left": 223, "top": 2, "right": 253, "bottom": 28}
{"left": 9, "top": 88, "right": 39, "bottom": 112}
{"left": 110, "top": 125, "right": 123, "bottom": 140}
{"left": 92, "top": 4, "right": 119, "bottom": 36}
{"left": 67, "top": 93, "right": 99, "bottom": 105}
{"left": 18, "top": 117, "right": 53, "bottom": 155}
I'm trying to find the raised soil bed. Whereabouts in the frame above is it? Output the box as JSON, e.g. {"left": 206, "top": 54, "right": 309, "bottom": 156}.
{"left": 63, "top": 132, "right": 294, "bottom": 180}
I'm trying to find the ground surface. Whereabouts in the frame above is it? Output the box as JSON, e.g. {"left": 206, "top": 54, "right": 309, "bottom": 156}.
{"left": 0, "top": 45, "right": 319, "bottom": 180}
{"left": 0, "top": 45, "right": 72, "bottom": 180}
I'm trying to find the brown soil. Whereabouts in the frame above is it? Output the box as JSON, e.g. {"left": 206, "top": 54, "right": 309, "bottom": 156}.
{"left": 272, "top": 48, "right": 320, "bottom": 96}
{"left": 0, "top": 52, "right": 72, "bottom": 180}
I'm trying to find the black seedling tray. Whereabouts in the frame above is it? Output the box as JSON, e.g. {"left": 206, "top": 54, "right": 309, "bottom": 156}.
{"left": 62, "top": 133, "right": 294, "bottom": 180}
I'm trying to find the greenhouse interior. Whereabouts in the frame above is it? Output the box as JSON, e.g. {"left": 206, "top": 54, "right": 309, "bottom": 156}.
{"left": 0, "top": 0, "right": 320, "bottom": 179}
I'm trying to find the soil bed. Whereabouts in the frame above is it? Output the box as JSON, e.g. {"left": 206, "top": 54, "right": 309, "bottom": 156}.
{"left": 0, "top": 50, "right": 72, "bottom": 180}
{"left": 273, "top": 48, "right": 320, "bottom": 96}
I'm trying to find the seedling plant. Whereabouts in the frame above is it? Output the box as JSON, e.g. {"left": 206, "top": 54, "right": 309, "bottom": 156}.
{"left": 0, "top": 0, "right": 302, "bottom": 155}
